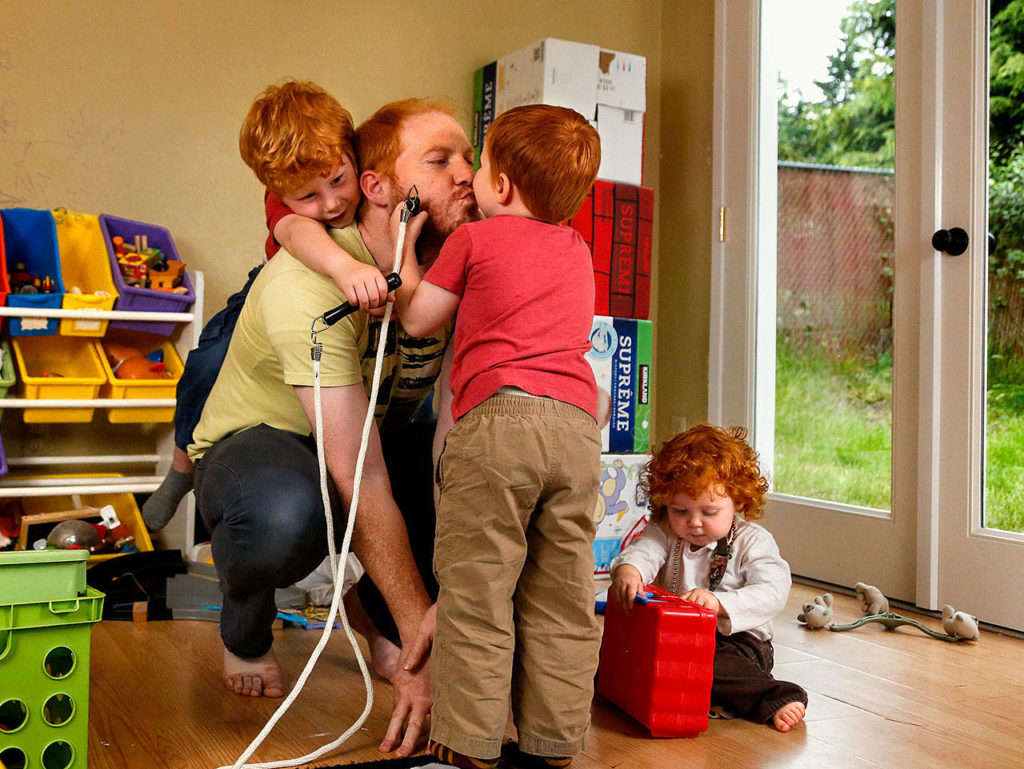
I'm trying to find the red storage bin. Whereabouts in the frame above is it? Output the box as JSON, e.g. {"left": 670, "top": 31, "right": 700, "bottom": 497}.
{"left": 597, "top": 586, "right": 717, "bottom": 738}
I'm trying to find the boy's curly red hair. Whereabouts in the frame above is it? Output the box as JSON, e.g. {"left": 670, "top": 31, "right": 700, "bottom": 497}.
{"left": 239, "top": 79, "right": 354, "bottom": 197}
{"left": 641, "top": 424, "right": 769, "bottom": 521}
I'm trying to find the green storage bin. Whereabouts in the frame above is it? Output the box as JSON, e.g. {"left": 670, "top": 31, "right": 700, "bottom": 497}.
{"left": 0, "top": 551, "right": 88, "bottom": 605}
{"left": 0, "top": 579, "right": 103, "bottom": 769}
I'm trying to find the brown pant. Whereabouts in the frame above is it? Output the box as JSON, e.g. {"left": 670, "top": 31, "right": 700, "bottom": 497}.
{"left": 712, "top": 631, "right": 808, "bottom": 724}
{"left": 430, "top": 393, "right": 602, "bottom": 759}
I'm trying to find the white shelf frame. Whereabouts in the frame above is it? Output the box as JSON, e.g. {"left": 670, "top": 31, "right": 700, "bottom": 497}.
{"left": 0, "top": 272, "right": 204, "bottom": 533}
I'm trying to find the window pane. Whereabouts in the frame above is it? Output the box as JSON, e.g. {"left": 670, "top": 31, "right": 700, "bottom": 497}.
{"left": 773, "top": 0, "right": 894, "bottom": 509}
{"left": 986, "top": 2, "right": 1024, "bottom": 533}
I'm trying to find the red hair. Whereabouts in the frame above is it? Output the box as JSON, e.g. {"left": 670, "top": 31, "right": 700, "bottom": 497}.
{"left": 354, "top": 98, "right": 459, "bottom": 183}
{"left": 485, "top": 104, "right": 600, "bottom": 223}
{"left": 642, "top": 424, "right": 770, "bottom": 521}
{"left": 238, "top": 80, "right": 354, "bottom": 197}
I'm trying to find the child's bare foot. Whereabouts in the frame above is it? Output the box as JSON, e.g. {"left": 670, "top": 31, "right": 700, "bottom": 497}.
{"left": 772, "top": 701, "right": 805, "bottom": 732}
{"left": 222, "top": 647, "right": 284, "bottom": 698}
{"left": 370, "top": 636, "right": 401, "bottom": 682}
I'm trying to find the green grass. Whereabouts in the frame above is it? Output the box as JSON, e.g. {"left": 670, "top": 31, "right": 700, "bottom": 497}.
{"left": 774, "top": 340, "right": 1024, "bottom": 531}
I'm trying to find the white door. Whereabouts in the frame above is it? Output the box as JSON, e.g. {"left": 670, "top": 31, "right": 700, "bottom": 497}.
{"left": 712, "top": 0, "right": 1024, "bottom": 629}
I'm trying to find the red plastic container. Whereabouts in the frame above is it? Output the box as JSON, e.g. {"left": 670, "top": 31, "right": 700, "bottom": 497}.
{"left": 597, "top": 586, "right": 718, "bottom": 737}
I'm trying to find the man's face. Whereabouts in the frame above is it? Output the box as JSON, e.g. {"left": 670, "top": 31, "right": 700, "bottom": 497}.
{"left": 391, "top": 111, "right": 480, "bottom": 238}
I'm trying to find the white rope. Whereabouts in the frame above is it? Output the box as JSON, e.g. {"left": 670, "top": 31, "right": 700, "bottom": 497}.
{"left": 219, "top": 215, "right": 410, "bottom": 769}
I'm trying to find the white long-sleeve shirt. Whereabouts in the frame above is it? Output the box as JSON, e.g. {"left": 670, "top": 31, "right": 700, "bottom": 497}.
{"left": 609, "top": 517, "right": 792, "bottom": 641}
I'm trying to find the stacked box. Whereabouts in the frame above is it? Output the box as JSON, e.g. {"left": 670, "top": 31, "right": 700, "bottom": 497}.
{"left": 593, "top": 452, "right": 650, "bottom": 574}
{"left": 1, "top": 209, "right": 66, "bottom": 336}
{"left": 99, "top": 214, "right": 195, "bottom": 336}
{"left": 0, "top": 550, "right": 104, "bottom": 769}
{"left": 97, "top": 332, "right": 184, "bottom": 423}
{"left": 52, "top": 209, "right": 119, "bottom": 337}
{"left": 569, "top": 181, "right": 654, "bottom": 319}
{"left": 597, "top": 586, "right": 717, "bottom": 737}
{"left": 586, "top": 316, "right": 651, "bottom": 453}
{"left": 472, "top": 37, "right": 647, "bottom": 185}
{"left": 11, "top": 337, "right": 107, "bottom": 422}
{"left": 10, "top": 473, "right": 154, "bottom": 562}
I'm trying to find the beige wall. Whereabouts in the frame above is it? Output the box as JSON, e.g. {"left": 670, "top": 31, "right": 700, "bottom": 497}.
{"left": 0, "top": 0, "right": 714, "bottom": 439}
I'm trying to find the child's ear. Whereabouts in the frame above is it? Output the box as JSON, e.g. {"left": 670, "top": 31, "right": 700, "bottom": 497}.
{"left": 360, "top": 169, "right": 390, "bottom": 207}
{"left": 495, "top": 172, "right": 514, "bottom": 205}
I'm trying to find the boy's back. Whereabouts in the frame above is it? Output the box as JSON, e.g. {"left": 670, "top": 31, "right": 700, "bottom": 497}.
{"left": 424, "top": 214, "right": 596, "bottom": 421}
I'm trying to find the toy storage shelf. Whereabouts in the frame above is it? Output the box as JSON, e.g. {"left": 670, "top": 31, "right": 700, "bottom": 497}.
{"left": 0, "top": 272, "right": 204, "bottom": 544}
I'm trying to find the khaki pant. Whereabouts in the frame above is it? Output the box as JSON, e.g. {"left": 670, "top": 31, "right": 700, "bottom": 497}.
{"left": 430, "top": 393, "right": 602, "bottom": 759}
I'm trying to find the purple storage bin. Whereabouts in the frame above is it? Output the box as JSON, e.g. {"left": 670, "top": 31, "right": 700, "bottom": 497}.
{"left": 0, "top": 433, "right": 7, "bottom": 477}
{"left": 99, "top": 214, "right": 195, "bottom": 335}
{"left": 1, "top": 208, "right": 66, "bottom": 336}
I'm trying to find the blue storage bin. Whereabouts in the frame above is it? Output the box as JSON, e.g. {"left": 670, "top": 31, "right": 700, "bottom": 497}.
{"left": 0, "top": 209, "right": 65, "bottom": 336}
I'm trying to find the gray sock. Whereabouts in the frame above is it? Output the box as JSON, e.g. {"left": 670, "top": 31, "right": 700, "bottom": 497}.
{"left": 142, "top": 468, "right": 194, "bottom": 530}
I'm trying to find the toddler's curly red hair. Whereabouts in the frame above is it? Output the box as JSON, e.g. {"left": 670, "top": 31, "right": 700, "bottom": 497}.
{"left": 641, "top": 424, "right": 769, "bottom": 521}
{"left": 239, "top": 79, "right": 354, "bottom": 197}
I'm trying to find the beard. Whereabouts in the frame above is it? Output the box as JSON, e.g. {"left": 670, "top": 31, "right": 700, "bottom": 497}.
{"left": 389, "top": 182, "right": 480, "bottom": 258}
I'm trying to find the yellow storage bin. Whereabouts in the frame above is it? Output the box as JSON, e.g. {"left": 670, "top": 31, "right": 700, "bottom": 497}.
{"left": 97, "top": 334, "right": 183, "bottom": 423}
{"left": 11, "top": 337, "right": 106, "bottom": 422}
{"left": 6, "top": 473, "right": 154, "bottom": 563}
{"left": 52, "top": 209, "right": 119, "bottom": 337}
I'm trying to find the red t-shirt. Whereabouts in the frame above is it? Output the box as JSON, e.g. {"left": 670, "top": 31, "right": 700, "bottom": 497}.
{"left": 264, "top": 190, "right": 293, "bottom": 259}
{"left": 424, "top": 215, "right": 597, "bottom": 421}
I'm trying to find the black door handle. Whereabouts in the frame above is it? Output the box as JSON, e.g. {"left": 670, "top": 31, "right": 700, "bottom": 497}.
{"left": 932, "top": 227, "right": 969, "bottom": 256}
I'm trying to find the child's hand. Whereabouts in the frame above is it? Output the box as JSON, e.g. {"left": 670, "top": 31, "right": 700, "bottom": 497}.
{"left": 333, "top": 258, "right": 392, "bottom": 311}
{"left": 389, "top": 202, "right": 429, "bottom": 270}
{"left": 609, "top": 565, "right": 644, "bottom": 616}
{"left": 680, "top": 588, "right": 723, "bottom": 616}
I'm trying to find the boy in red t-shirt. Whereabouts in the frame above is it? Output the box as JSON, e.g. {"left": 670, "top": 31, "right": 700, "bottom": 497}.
{"left": 143, "top": 80, "right": 391, "bottom": 528}
{"left": 395, "top": 104, "right": 601, "bottom": 769}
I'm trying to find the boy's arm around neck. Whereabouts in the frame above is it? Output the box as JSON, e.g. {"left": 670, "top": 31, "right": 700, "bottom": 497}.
{"left": 275, "top": 213, "right": 391, "bottom": 310}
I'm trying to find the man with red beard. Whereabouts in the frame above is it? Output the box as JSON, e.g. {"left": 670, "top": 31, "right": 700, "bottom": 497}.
{"left": 189, "top": 99, "right": 479, "bottom": 758}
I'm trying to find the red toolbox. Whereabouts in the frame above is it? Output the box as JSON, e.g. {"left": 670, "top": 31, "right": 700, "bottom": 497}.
{"left": 597, "top": 586, "right": 718, "bottom": 737}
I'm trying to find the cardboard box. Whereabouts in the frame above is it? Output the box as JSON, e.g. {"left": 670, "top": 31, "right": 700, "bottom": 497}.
{"left": 593, "top": 105, "right": 645, "bottom": 186}
{"left": 597, "top": 47, "right": 647, "bottom": 112}
{"left": 593, "top": 452, "right": 650, "bottom": 574}
{"left": 472, "top": 37, "right": 647, "bottom": 181}
{"left": 587, "top": 316, "right": 651, "bottom": 453}
{"left": 570, "top": 181, "right": 653, "bottom": 319}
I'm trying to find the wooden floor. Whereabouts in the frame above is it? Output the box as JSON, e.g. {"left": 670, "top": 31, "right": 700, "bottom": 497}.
{"left": 84, "top": 583, "right": 1024, "bottom": 769}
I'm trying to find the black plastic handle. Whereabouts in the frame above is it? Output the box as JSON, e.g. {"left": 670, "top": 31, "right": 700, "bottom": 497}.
{"left": 932, "top": 227, "right": 970, "bottom": 256}
{"left": 321, "top": 272, "right": 402, "bottom": 327}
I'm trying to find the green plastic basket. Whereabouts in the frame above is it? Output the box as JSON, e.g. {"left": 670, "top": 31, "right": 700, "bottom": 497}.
{"left": 0, "top": 551, "right": 89, "bottom": 605}
{"left": 0, "top": 552, "right": 103, "bottom": 769}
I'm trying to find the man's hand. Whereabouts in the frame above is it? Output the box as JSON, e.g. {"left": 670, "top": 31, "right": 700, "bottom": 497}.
{"left": 609, "top": 564, "right": 644, "bottom": 616}
{"left": 379, "top": 661, "right": 432, "bottom": 757}
{"left": 400, "top": 603, "right": 436, "bottom": 672}
{"left": 331, "top": 258, "right": 392, "bottom": 311}
{"left": 680, "top": 588, "right": 723, "bottom": 616}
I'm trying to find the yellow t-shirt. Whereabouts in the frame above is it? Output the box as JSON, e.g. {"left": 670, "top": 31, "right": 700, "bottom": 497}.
{"left": 189, "top": 224, "right": 450, "bottom": 459}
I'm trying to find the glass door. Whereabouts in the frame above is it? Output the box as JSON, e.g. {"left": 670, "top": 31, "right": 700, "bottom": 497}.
{"left": 713, "top": 0, "right": 916, "bottom": 599}
{"left": 712, "top": 0, "right": 1024, "bottom": 627}
{"left": 931, "top": 0, "right": 1024, "bottom": 630}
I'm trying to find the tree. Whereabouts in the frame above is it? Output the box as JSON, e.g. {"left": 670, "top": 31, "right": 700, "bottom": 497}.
{"left": 777, "top": 0, "right": 895, "bottom": 168}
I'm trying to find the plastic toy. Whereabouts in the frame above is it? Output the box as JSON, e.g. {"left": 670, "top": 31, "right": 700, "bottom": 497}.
{"left": 103, "top": 342, "right": 173, "bottom": 380}
{"left": 942, "top": 605, "right": 980, "bottom": 641}
{"left": 597, "top": 586, "right": 717, "bottom": 737}
{"left": 797, "top": 587, "right": 980, "bottom": 643}
{"left": 796, "top": 593, "right": 835, "bottom": 628}
{"left": 854, "top": 581, "right": 889, "bottom": 615}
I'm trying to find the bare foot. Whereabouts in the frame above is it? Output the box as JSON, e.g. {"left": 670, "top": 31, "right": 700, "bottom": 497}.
{"left": 370, "top": 635, "right": 402, "bottom": 682}
{"left": 772, "top": 701, "right": 805, "bottom": 732}
{"left": 222, "top": 647, "right": 284, "bottom": 698}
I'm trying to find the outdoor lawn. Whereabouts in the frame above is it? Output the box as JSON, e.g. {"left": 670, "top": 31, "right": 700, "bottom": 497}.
{"left": 773, "top": 339, "right": 1024, "bottom": 533}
